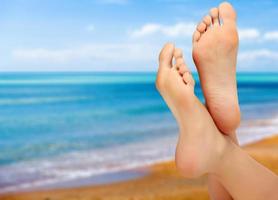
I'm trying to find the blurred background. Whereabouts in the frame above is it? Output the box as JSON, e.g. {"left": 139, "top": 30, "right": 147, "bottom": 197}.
{"left": 0, "top": 0, "right": 278, "bottom": 197}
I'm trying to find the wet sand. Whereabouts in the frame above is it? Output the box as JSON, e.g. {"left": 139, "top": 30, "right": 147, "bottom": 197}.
{"left": 1, "top": 135, "right": 278, "bottom": 200}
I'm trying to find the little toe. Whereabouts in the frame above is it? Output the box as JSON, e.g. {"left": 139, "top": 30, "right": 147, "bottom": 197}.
{"left": 192, "top": 30, "right": 201, "bottom": 43}
{"left": 203, "top": 15, "right": 212, "bottom": 29}
{"left": 210, "top": 7, "right": 220, "bottom": 26}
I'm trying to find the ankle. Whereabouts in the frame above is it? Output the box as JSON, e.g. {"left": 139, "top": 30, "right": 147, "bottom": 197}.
{"left": 210, "top": 135, "right": 237, "bottom": 175}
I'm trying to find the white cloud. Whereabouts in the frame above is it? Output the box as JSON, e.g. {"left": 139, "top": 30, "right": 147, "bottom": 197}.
{"left": 10, "top": 46, "right": 278, "bottom": 72}
{"left": 131, "top": 24, "right": 264, "bottom": 42}
{"left": 130, "top": 22, "right": 278, "bottom": 44}
{"left": 238, "top": 29, "right": 278, "bottom": 42}
{"left": 12, "top": 43, "right": 159, "bottom": 64}
{"left": 239, "top": 49, "right": 278, "bottom": 61}
{"left": 130, "top": 22, "right": 196, "bottom": 38}
{"left": 263, "top": 31, "right": 278, "bottom": 41}
{"left": 238, "top": 28, "right": 260, "bottom": 40}
{"left": 10, "top": 43, "right": 194, "bottom": 71}
{"left": 86, "top": 25, "right": 95, "bottom": 32}
{"left": 130, "top": 24, "right": 161, "bottom": 38}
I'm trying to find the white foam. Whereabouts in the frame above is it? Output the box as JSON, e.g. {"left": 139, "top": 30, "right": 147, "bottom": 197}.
{"left": 1, "top": 116, "right": 278, "bottom": 194}
{"left": 0, "top": 136, "right": 177, "bottom": 194}
{"left": 237, "top": 115, "right": 278, "bottom": 145}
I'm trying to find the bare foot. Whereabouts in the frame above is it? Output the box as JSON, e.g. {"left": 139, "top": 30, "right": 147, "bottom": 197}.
{"left": 156, "top": 43, "right": 227, "bottom": 178}
{"left": 192, "top": 2, "right": 240, "bottom": 134}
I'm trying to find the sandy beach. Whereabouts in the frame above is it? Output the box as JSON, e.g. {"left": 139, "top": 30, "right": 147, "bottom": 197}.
{"left": 1, "top": 0, "right": 278, "bottom": 199}
{"left": 1, "top": 134, "right": 277, "bottom": 200}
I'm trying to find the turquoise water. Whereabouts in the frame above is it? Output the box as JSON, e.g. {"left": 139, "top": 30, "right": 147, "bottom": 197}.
{"left": 0, "top": 72, "right": 278, "bottom": 192}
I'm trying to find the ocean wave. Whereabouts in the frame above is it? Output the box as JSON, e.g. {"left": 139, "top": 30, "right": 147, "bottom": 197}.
{"left": 1, "top": 117, "right": 278, "bottom": 194}
{"left": 237, "top": 115, "right": 278, "bottom": 145}
{"left": 0, "top": 74, "right": 156, "bottom": 85}
{"left": 1, "top": 73, "right": 278, "bottom": 194}
{"left": 0, "top": 96, "right": 90, "bottom": 106}
{"left": 0, "top": 136, "right": 177, "bottom": 193}
{"left": 0, "top": 105, "right": 278, "bottom": 193}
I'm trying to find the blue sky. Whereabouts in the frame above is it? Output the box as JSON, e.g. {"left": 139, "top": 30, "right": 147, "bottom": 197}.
{"left": 0, "top": 0, "right": 278, "bottom": 72}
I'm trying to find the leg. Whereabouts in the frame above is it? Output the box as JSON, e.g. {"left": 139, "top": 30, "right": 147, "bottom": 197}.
{"left": 192, "top": 2, "right": 240, "bottom": 199}
{"left": 156, "top": 44, "right": 278, "bottom": 200}
{"left": 207, "top": 130, "right": 239, "bottom": 200}
{"left": 214, "top": 138, "right": 278, "bottom": 200}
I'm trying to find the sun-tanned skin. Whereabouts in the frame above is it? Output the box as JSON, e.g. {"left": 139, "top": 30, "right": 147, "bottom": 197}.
{"left": 192, "top": 2, "right": 240, "bottom": 135}
{"left": 156, "top": 43, "right": 278, "bottom": 200}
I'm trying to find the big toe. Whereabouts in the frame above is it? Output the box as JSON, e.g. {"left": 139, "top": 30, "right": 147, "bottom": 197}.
{"left": 159, "top": 43, "right": 175, "bottom": 66}
{"left": 219, "top": 2, "right": 236, "bottom": 23}
{"left": 156, "top": 43, "right": 175, "bottom": 90}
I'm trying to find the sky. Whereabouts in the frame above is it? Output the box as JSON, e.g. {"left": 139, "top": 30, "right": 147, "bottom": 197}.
{"left": 0, "top": 0, "right": 278, "bottom": 72}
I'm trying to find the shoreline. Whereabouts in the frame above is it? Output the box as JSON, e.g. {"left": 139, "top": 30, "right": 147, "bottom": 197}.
{"left": 1, "top": 134, "right": 278, "bottom": 200}
{"left": 1, "top": 131, "right": 277, "bottom": 195}
{"left": 1, "top": 132, "right": 277, "bottom": 195}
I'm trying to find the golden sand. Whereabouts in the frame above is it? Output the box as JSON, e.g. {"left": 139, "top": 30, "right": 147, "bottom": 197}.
{"left": 1, "top": 135, "right": 278, "bottom": 200}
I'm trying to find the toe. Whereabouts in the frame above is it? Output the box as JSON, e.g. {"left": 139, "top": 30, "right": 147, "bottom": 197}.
{"left": 178, "top": 63, "right": 187, "bottom": 75}
{"left": 203, "top": 15, "right": 212, "bottom": 29}
{"left": 183, "top": 72, "right": 195, "bottom": 86}
{"left": 197, "top": 22, "right": 206, "bottom": 33}
{"left": 175, "top": 57, "right": 184, "bottom": 69}
{"left": 159, "top": 43, "right": 175, "bottom": 67}
{"left": 219, "top": 2, "right": 237, "bottom": 24}
{"left": 156, "top": 43, "right": 175, "bottom": 90}
{"left": 174, "top": 48, "right": 183, "bottom": 59}
{"left": 174, "top": 48, "right": 184, "bottom": 71}
{"left": 210, "top": 7, "right": 220, "bottom": 26}
{"left": 178, "top": 63, "right": 191, "bottom": 76}
{"left": 174, "top": 48, "right": 188, "bottom": 76}
{"left": 192, "top": 30, "right": 201, "bottom": 43}
{"left": 173, "top": 48, "right": 190, "bottom": 76}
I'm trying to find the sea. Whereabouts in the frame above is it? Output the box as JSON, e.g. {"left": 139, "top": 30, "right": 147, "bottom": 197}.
{"left": 0, "top": 72, "right": 278, "bottom": 193}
